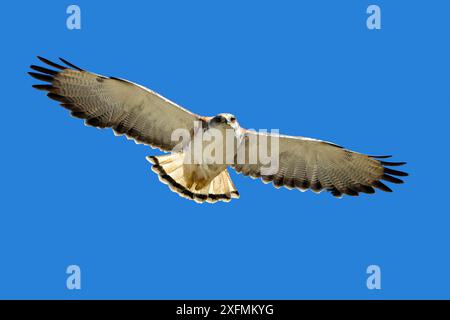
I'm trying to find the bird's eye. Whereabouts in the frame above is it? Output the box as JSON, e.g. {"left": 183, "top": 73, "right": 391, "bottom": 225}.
{"left": 230, "top": 117, "right": 236, "bottom": 122}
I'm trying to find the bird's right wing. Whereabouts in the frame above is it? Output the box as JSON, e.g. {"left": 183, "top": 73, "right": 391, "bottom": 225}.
{"left": 29, "top": 57, "right": 201, "bottom": 151}
{"left": 232, "top": 130, "right": 407, "bottom": 197}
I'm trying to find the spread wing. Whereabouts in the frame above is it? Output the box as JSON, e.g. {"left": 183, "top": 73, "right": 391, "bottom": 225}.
{"left": 233, "top": 130, "right": 408, "bottom": 197}
{"left": 29, "top": 57, "right": 200, "bottom": 151}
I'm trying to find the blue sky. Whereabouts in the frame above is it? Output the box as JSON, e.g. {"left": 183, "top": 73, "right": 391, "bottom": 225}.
{"left": 0, "top": 1, "right": 449, "bottom": 299}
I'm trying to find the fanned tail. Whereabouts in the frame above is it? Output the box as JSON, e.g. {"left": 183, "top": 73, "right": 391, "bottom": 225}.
{"left": 147, "top": 154, "right": 239, "bottom": 203}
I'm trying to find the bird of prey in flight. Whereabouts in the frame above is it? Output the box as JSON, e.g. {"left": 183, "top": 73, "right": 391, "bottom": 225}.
{"left": 29, "top": 57, "right": 407, "bottom": 203}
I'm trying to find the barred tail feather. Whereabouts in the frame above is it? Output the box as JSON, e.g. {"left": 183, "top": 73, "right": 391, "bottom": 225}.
{"left": 147, "top": 154, "right": 239, "bottom": 203}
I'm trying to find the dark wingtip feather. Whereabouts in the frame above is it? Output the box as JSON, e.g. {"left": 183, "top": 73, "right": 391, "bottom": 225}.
{"left": 59, "top": 57, "right": 83, "bottom": 71}
{"left": 384, "top": 167, "right": 408, "bottom": 177}
{"left": 47, "top": 93, "right": 70, "bottom": 103}
{"left": 382, "top": 174, "right": 404, "bottom": 184}
{"left": 37, "top": 56, "right": 66, "bottom": 70}
{"left": 30, "top": 65, "right": 58, "bottom": 76}
{"left": 381, "top": 160, "right": 407, "bottom": 167}
{"left": 28, "top": 72, "right": 53, "bottom": 83}
{"left": 373, "top": 155, "right": 408, "bottom": 188}
{"left": 355, "top": 184, "right": 375, "bottom": 194}
{"left": 372, "top": 181, "right": 393, "bottom": 192}
{"left": 32, "top": 84, "right": 53, "bottom": 91}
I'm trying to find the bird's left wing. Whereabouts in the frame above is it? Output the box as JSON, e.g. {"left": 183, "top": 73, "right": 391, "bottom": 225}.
{"left": 29, "top": 57, "right": 200, "bottom": 151}
{"left": 232, "top": 130, "right": 408, "bottom": 197}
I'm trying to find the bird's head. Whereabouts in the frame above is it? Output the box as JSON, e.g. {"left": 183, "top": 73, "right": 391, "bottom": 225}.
{"left": 210, "top": 113, "right": 238, "bottom": 129}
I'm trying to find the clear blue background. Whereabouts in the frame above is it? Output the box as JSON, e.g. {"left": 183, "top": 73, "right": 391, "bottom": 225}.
{"left": 0, "top": 0, "right": 448, "bottom": 299}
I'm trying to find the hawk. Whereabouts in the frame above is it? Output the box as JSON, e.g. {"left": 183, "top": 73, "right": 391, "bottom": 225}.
{"left": 29, "top": 57, "right": 407, "bottom": 203}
